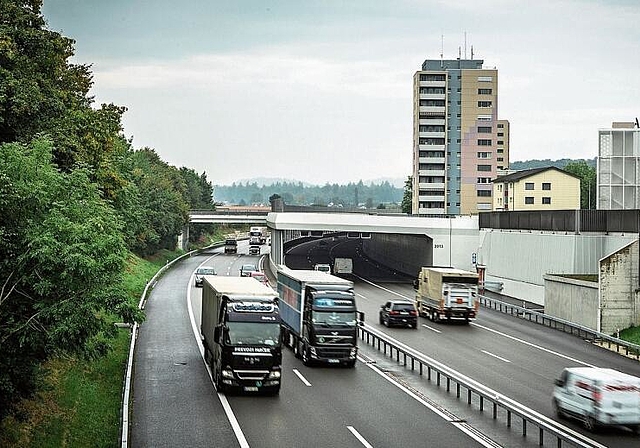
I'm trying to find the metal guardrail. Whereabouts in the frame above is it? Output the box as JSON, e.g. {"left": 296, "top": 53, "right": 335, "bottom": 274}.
{"left": 357, "top": 324, "right": 603, "bottom": 448}
{"left": 120, "top": 241, "right": 225, "bottom": 448}
{"left": 478, "top": 295, "right": 640, "bottom": 360}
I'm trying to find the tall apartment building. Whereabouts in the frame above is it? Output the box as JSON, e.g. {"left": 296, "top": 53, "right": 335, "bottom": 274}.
{"left": 412, "top": 58, "right": 509, "bottom": 215}
{"left": 597, "top": 121, "right": 640, "bottom": 209}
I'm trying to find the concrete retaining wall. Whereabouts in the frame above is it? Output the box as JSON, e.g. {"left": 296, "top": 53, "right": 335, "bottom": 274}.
{"left": 544, "top": 275, "right": 599, "bottom": 331}
{"left": 600, "top": 240, "right": 640, "bottom": 335}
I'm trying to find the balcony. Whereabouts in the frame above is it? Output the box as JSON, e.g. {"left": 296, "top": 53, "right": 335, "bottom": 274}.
{"left": 419, "top": 80, "right": 446, "bottom": 88}
{"left": 418, "top": 157, "right": 445, "bottom": 164}
{"left": 419, "top": 106, "right": 446, "bottom": 114}
{"left": 419, "top": 93, "right": 446, "bottom": 101}
{"left": 418, "top": 182, "right": 445, "bottom": 190}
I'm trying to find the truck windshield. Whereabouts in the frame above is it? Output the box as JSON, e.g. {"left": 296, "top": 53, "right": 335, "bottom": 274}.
{"left": 226, "top": 322, "right": 280, "bottom": 346}
{"left": 312, "top": 311, "right": 357, "bottom": 326}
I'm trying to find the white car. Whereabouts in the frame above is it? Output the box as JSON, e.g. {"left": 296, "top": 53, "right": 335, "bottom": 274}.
{"left": 194, "top": 266, "right": 216, "bottom": 287}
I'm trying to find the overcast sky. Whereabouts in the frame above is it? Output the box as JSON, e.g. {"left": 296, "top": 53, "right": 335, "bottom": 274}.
{"left": 42, "top": 0, "right": 640, "bottom": 186}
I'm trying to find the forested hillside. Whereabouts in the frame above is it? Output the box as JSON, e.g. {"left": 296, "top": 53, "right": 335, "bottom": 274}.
{"left": 0, "top": 1, "right": 215, "bottom": 421}
{"left": 510, "top": 158, "right": 596, "bottom": 170}
{"left": 215, "top": 180, "right": 403, "bottom": 207}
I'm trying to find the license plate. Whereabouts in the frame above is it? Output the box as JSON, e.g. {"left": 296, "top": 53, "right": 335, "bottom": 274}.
{"left": 328, "top": 359, "right": 340, "bottom": 364}
{"left": 244, "top": 386, "right": 259, "bottom": 392}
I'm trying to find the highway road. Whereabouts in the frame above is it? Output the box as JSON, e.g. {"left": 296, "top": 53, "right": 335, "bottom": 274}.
{"left": 131, "top": 241, "right": 490, "bottom": 447}
{"left": 130, "top": 238, "right": 640, "bottom": 447}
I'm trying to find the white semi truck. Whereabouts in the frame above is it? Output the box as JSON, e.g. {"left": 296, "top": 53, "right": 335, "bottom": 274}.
{"left": 414, "top": 267, "right": 479, "bottom": 323}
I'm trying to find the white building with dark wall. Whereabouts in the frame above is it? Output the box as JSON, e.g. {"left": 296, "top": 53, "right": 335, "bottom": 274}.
{"left": 597, "top": 121, "right": 640, "bottom": 209}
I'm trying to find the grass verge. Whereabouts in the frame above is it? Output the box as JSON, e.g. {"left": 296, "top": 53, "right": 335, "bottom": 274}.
{"left": 0, "top": 248, "right": 185, "bottom": 448}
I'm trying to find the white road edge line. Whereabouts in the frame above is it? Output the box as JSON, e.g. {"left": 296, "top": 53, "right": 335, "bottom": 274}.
{"left": 471, "top": 322, "right": 595, "bottom": 367}
{"left": 292, "top": 369, "right": 312, "bottom": 387}
{"left": 421, "top": 324, "right": 442, "bottom": 333}
{"left": 358, "top": 355, "right": 499, "bottom": 448}
{"left": 481, "top": 349, "right": 511, "bottom": 363}
{"left": 347, "top": 426, "right": 374, "bottom": 448}
{"left": 187, "top": 268, "right": 250, "bottom": 448}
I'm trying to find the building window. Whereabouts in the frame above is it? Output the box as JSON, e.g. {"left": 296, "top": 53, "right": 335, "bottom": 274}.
{"left": 477, "top": 152, "right": 492, "bottom": 159}
{"left": 478, "top": 101, "right": 493, "bottom": 108}
{"left": 497, "top": 123, "right": 504, "bottom": 128}
{"left": 478, "top": 88, "right": 493, "bottom": 95}
{"left": 497, "top": 132, "right": 504, "bottom": 137}
{"left": 542, "top": 197, "right": 551, "bottom": 204}
{"left": 525, "top": 182, "right": 534, "bottom": 190}
{"left": 542, "top": 183, "right": 551, "bottom": 190}
{"left": 420, "top": 74, "right": 446, "bottom": 81}
{"left": 456, "top": 139, "right": 461, "bottom": 143}
{"left": 525, "top": 197, "right": 534, "bottom": 204}
{"left": 477, "top": 139, "right": 492, "bottom": 146}
{"left": 497, "top": 157, "right": 503, "bottom": 162}
{"left": 478, "top": 76, "right": 493, "bottom": 82}
{"left": 497, "top": 149, "right": 504, "bottom": 154}
{"left": 477, "top": 177, "right": 491, "bottom": 183}
{"left": 477, "top": 190, "right": 492, "bottom": 197}
{"left": 477, "top": 165, "right": 492, "bottom": 172}
{"left": 497, "top": 140, "right": 504, "bottom": 145}
{"left": 478, "top": 126, "right": 492, "bottom": 133}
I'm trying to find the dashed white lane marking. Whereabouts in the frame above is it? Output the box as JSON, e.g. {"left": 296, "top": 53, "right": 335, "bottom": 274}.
{"left": 292, "top": 369, "right": 312, "bottom": 387}
{"left": 481, "top": 349, "right": 511, "bottom": 363}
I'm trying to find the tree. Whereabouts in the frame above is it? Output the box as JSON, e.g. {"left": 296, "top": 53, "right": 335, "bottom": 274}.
{"left": 564, "top": 162, "right": 596, "bottom": 209}
{"left": 401, "top": 176, "right": 412, "bottom": 214}
{"left": 0, "top": 139, "right": 141, "bottom": 418}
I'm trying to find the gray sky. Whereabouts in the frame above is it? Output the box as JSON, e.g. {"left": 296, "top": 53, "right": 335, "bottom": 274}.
{"left": 42, "top": 0, "right": 640, "bottom": 186}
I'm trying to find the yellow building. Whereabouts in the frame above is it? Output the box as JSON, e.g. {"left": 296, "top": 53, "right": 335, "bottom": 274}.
{"left": 492, "top": 167, "right": 580, "bottom": 211}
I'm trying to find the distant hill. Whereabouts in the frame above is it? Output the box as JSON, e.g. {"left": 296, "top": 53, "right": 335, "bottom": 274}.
{"left": 510, "top": 158, "right": 596, "bottom": 170}
{"left": 222, "top": 176, "right": 406, "bottom": 188}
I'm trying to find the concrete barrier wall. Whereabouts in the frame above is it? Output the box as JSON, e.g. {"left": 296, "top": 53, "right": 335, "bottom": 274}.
{"left": 544, "top": 275, "right": 599, "bottom": 331}
{"left": 362, "top": 233, "right": 431, "bottom": 277}
{"left": 600, "top": 240, "right": 640, "bottom": 335}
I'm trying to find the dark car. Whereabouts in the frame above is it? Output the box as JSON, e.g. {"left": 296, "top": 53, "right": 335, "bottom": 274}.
{"left": 379, "top": 300, "right": 418, "bottom": 328}
{"left": 194, "top": 266, "right": 216, "bottom": 287}
{"left": 249, "top": 245, "right": 261, "bottom": 255}
{"left": 240, "top": 263, "right": 258, "bottom": 277}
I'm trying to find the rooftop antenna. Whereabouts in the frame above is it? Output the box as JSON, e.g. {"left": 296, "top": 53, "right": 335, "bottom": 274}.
{"left": 458, "top": 46, "right": 461, "bottom": 59}
{"left": 471, "top": 45, "right": 474, "bottom": 60}
{"left": 464, "top": 31, "right": 467, "bottom": 59}
{"left": 440, "top": 34, "right": 444, "bottom": 68}
{"left": 636, "top": 117, "right": 639, "bottom": 128}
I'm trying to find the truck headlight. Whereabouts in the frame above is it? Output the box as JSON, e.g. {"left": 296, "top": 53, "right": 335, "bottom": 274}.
{"left": 222, "top": 369, "right": 234, "bottom": 379}
{"left": 350, "top": 348, "right": 358, "bottom": 357}
{"left": 268, "top": 371, "right": 281, "bottom": 379}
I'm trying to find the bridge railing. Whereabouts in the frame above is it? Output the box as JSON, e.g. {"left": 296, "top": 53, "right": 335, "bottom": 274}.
{"left": 357, "top": 323, "right": 602, "bottom": 448}
{"left": 478, "top": 295, "right": 640, "bottom": 360}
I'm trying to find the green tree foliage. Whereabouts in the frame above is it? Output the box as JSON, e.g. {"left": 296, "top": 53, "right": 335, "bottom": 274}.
{"left": 216, "top": 180, "right": 403, "bottom": 207}
{"left": 401, "top": 176, "right": 412, "bottom": 214}
{"left": 0, "top": 139, "right": 141, "bottom": 418}
{"left": 564, "top": 161, "right": 596, "bottom": 209}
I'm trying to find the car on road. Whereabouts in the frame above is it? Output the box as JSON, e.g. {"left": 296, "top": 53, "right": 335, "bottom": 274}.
{"left": 379, "top": 300, "right": 418, "bottom": 328}
{"left": 194, "top": 266, "right": 216, "bottom": 287}
{"left": 240, "top": 263, "right": 258, "bottom": 277}
{"left": 250, "top": 271, "right": 270, "bottom": 286}
{"left": 249, "top": 245, "right": 261, "bottom": 255}
{"left": 313, "top": 263, "right": 331, "bottom": 274}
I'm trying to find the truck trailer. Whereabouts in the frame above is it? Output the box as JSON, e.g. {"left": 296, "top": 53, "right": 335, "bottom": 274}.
{"left": 277, "top": 267, "right": 359, "bottom": 367}
{"left": 250, "top": 226, "right": 268, "bottom": 245}
{"left": 201, "top": 276, "right": 282, "bottom": 394}
{"left": 224, "top": 238, "right": 237, "bottom": 254}
{"left": 333, "top": 257, "right": 353, "bottom": 275}
{"left": 414, "top": 267, "right": 479, "bottom": 323}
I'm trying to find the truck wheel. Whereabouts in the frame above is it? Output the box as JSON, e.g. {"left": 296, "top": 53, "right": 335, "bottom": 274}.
{"left": 204, "top": 347, "right": 212, "bottom": 366}
{"left": 214, "top": 368, "right": 226, "bottom": 394}
{"left": 294, "top": 339, "right": 302, "bottom": 359}
{"left": 379, "top": 314, "right": 383, "bottom": 325}
{"left": 344, "top": 360, "right": 356, "bottom": 368}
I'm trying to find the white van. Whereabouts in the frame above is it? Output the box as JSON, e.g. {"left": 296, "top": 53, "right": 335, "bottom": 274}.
{"left": 553, "top": 367, "right": 640, "bottom": 432}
